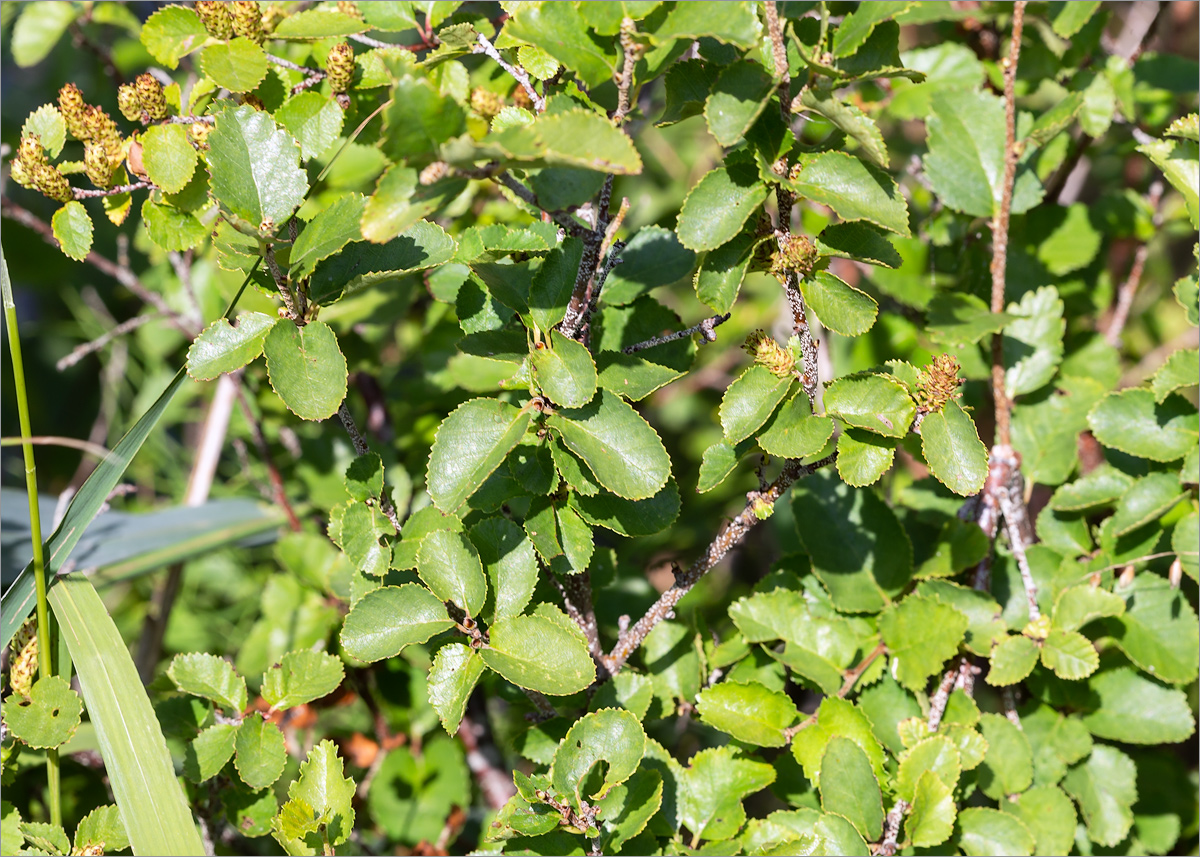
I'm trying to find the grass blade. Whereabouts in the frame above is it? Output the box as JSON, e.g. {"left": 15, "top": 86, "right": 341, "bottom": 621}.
{"left": 48, "top": 574, "right": 205, "bottom": 855}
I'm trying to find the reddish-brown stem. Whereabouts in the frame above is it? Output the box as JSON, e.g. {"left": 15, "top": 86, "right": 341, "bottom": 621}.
{"left": 235, "top": 389, "right": 303, "bottom": 533}
{"left": 988, "top": 0, "right": 1027, "bottom": 448}
{"left": 1104, "top": 181, "right": 1165, "bottom": 347}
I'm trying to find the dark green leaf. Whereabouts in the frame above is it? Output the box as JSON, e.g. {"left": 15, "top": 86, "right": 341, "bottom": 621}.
{"left": 208, "top": 104, "right": 308, "bottom": 227}
{"left": 480, "top": 613, "right": 596, "bottom": 695}
{"left": 186, "top": 312, "right": 277, "bottom": 381}
{"left": 676, "top": 163, "right": 768, "bottom": 251}
{"left": 339, "top": 584, "right": 453, "bottom": 663}
{"left": 552, "top": 708, "right": 646, "bottom": 810}
{"left": 819, "top": 737, "right": 884, "bottom": 841}
{"left": 427, "top": 398, "right": 533, "bottom": 513}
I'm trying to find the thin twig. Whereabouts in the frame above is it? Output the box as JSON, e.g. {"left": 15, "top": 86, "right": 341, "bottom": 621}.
{"left": 234, "top": 389, "right": 304, "bottom": 533}
{"left": 926, "top": 666, "right": 959, "bottom": 733}
{"left": 621, "top": 313, "right": 732, "bottom": 354}
{"left": 1002, "top": 686, "right": 1023, "bottom": 729}
{"left": 474, "top": 33, "right": 544, "bottom": 112}
{"left": 265, "top": 53, "right": 320, "bottom": 75}
{"left": 56, "top": 312, "right": 160, "bottom": 370}
{"left": 604, "top": 454, "right": 837, "bottom": 675}
{"left": 496, "top": 172, "right": 584, "bottom": 234}
{"left": 166, "top": 115, "right": 215, "bottom": 125}
{"left": 612, "top": 19, "right": 640, "bottom": 126}
{"left": 878, "top": 800, "right": 910, "bottom": 857}
{"left": 556, "top": 571, "right": 606, "bottom": 674}
{"left": 73, "top": 181, "right": 154, "bottom": 199}
{"left": 585, "top": 240, "right": 627, "bottom": 318}
{"left": 336, "top": 402, "right": 403, "bottom": 534}
{"left": 987, "top": 0, "right": 1027, "bottom": 448}
{"left": 0, "top": 435, "right": 111, "bottom": 460}
{"left": 997, "top": 480, "right": 1040, "bottom": 621}
{"left": 348, "top": 31, "right": 414, "bottom": 51}
{"left": 1104, "top": 181, "right": 1165, "bottom": 346}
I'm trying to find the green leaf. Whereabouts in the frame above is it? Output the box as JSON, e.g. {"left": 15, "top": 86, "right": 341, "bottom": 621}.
{"left": 531, "top": 110, "right": 643, "bottom": 174}
{"left": 1173, "top": 510, "right": 1199, "bottom": 581}
{"left": 1049, "top": 465, "right": 1134, "bottom": 512}
{"left": 659, "top": 58, "right": 720, "bottom": 126}
{"left": 921, "top": 400, "right": 988, "bottom": 496}
{"left": 141, "top": 200, "right": 208, "bottom": 252}
{"left": 925, "top": 88, "right": 1043, "bottom": 218}
{"left": 1051, "top": 1, "right": 1101, "bottom": 36}
{"left": 361, "top": 165, "right": 467, "bottom": 244}
{"left": 289, "top": 194, "right": 366, "bottom": 281}
{"left": 72, "top": 805, "right": 130, "bottom": 855}
{"left": 720, "top": 364, "right": 793, "bottom": 444}
{"left": 271, "top": 8, "right": 369, "bottom": 38}
{"left": 547, "top": 389, "right": 671, "bottom": 500}
{"left": 480, "top": 613, "right": 596, "bottom": 695}
{"left": 334, "top": 502, "right": 391, "bottom": 577}
{"left": 141, "top": 123, "right": 199, "bottom": 194}
{"left": 1062, "top": 744, "right": 1137, "bottom": 847}
{"left": 595, "top": 769, "right": 663, "bottom": 853}
{"left": 678, "top": 746, "right": 775, "bottom": 843}
{"left": 696, "top": 680, "right": 799, "bottom": 747}
{"left": 676, "top": 162, "right": 769, "bottom": 251}
{"left": 917, "top": 580, "right": 1005, "bottom": 655}
{"left": 339, "top": 584, "right": 453, "bottom": 663}
{"left": 1003, "top": 286, "right": 1065, "bottom": 397}
{"left": 263, "top": 320, "right": 348, "bottom": 421}
{"left": 1088, "top": 388, "right": 1197, "bottom": 462}
{"left": 261, "top": 650, "right": 345, "bottom": 712}
{"left": 1174, "top": 272, "right": 1199, "bottom": 325}
{"left": 697, "top": 439, "right": 743, "bottom": 493}
{"left": 904, "top": 771, "right": 956, "bottom": 847}
{"left": 927, "top": 292, "right": 1015, "bottom": 344}
{"left": 312, "top": 220, "right": 456, "bottom": 303}
{"left": 168, "top": 652, "right": 248, "bottom": 713}
{"left": 21, "top": 103, "right": 66, "bottom": 159}
{"left": 141, "top": 5, "right": 209, "bottom": 69}
{"left": 1035, "top": 203, "right": 1101, "bottom": 277}
{"left": 1003, "top": 785, "right": 1077, "bottom": 856}
{"left": 694, "top": 229, "right": 765, "bottom": 313}
{"left": 987, "top": 634, "right": 1039, "bottom": 686}
{"left": 19, "top": 821, "right": 69, "bottom": 856}
{"left": 186, "top": 312, "right": 277, "bottom": 381}
{"left": 272, "top": 740, "right": 356, "bottom": 854}
{"left": 275, "top": 91, "right": 345, "bottom": 161}
{"left": 49, "top": 576, "right": 206, "bottom": 855}
{"left": 467, "top": 517, "right": 538, "bottom": 624}
{"left": 879, "top": 594, "right": 968, "bottom": 691}
{"left": 818, "top": 737, "right": 884, "bottom": 841}
{"left": 896, "top": 736, "right": 961, "bottom": 801}
{"left": 234, "top": 713, "right": 287, "bottom": 791}
{"left": 792, "top": 471, "right": 912, "bottom": 613}
{"left": 381, "top": 75, "right": 466, "bottom": 162}
{"left": 208, "top": 104, "right": 308, "bottom": 228}
{"left": 799, "top": 271, "right": 879, "bottom": 337}
{"left": 1151, "top": 348, "right": 1199, "bottom": 403}
{"left": 836, "top": 429, "right": 897, "bottom": 487}
{"left": 704, "top": 59, "right": 775, "bottom": 146}
{"left": 598, "top": 226, "right": 696, "bottom": 306}
{"left": 525, "top": 236, "right": 582, "bottom": 332}
{"left": 552, "top": 709, "right": 646, "bottom": 811}
{"left": 571, "top": 480, "right": 680, "bottom": 537}
{"left": 51, "top": 201, "right": 93, "bottom": 262}
{"left": 791, "top": 697, "right": 886, "bottom": 788}
{"left": 428, "top": 643, "right": 485, "bottom": 736}
{"left": 815, "top": 222, "right": 901, "bottom": 267}
{"left": 201, "top": 37, "right": 269, "bottom": 93}
{"left": 11, "top": 1, "right": 76, "bottom": 67}
{"left": 533, "top": 331, "right": 597, "bottom": 408}
{"left": 593, "top": 298, "right": 696, "bottom": 401}
{"left": 427, "top": 398, "right": 533, "bottom": 513}
{"left": 824, "top": 373, "right": 915, "bottom": 438}
{"left": 1051, "top": 585, "right": 1126, "bottom": 632}
{"left": 1080, "top": 667, "right": 1196, "bottom": 744}
{"left": 832, "top": 2, "right": 912, "bottom": 56}
{"left": 758, "top": 392, "right": 836, "bottom": 460}
{"left": 502, "top": 2, "right": 617, "bottom": 88}
{"left": 344, "top": 453, "right": 384, "bottom": 502}
{"left": 788, "top": 152, "right": 910, "bottom": 236}
{"left": 1138, "top": 137, "right": 1199, "bottom": 228}
{"left": 3, "top": 675, "right": 81, "bottom": 749}
{"left": 796, "top": 86, "right": 890, "bottom": 169}
{"left": 417, "top": 529, "right": 488, "bottom": 617}
{"left": 977, "top": 712, "right": 1033, "bottom": 801}
{"left": 955, "top": 807, "right": 1035, "bottom": 857}
{"left": 1040, "top": 629, "right": 1099, "bottom": 680}
{"left": 1109, "top": 472, "right": 1185, "bottom": 536}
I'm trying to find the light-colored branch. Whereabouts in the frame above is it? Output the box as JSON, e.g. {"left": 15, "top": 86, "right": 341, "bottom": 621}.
{"left": 474, "top": 32, "right": 545, "bottom": 112}
{"left": 0, "top": 435, "right": 111, "bottom": 460}
{"left": 458, "top": 715, "right": 517, "bottom": 810}
{"left": 55, "top": 312, "right": 159, "bottom": 370}
{"left": 988, "top": 0, "right": 1027, "bottom": 449}
{"left": 878, "top": 800, "right": 910, "bottom": 857}
{"left": 1104, "top": 181, "right": 1165, "bottom": 346}
{"left": 73, "top": 181, "right": 154, "bottom": 199}
{"left": 621, "top": 313, "right": 731, "bottom": 354}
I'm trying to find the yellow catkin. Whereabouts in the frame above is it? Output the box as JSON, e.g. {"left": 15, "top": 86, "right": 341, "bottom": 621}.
{"left": 195, "top": 0, "right": 234, "bottom": 39}
{"left": 742, "top": 330, "right": 795, "bottom": 378}
{"left": 231, "top": 0, "right": 265, "bottom": 43}
{"left": 325, "top": 42, "right": 356, "bottom": 94}
{"left": 916, "top": 354, "right": 963, "bottom": 413}
{"left": 58, "top": 82, "right": 89, "bottom": 139}
{"left": 135, "top": 73, "right": 168, "bottom": 121}
{"left": 470, "top": 88, "right": 504, "bottom": 118}
{"left": 117, "top": 83, "right": 143, "bottom": 122}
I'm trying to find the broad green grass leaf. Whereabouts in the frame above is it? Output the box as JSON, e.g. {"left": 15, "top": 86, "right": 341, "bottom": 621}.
{"left": 289, "top": 194, "right": 367, "bottom": 280}
{"left": 676, "top": 162, "right": 768, "bottom": 251}
{"left": 824, "top": 373, "right": 915, "bottom": 438}
{"left": 836, "top": 429, "right": 897, "bottom": 487}
{"left": 417, "top": 530, "right": 488, "bottom": 617}
{"left": 1088, "top": 389, "right": 1198, "bottom": 463}
{"left": 234, "top": 713, "right": 287, "bottom": 790}
{"left": 986, "top": 634, "right": 1039, "bottom": 686}
{"left": 800, "top": 271, "right": 879, "bottom": 336}
{"left": 552, "top": 709, "right": 646, "bottom": 810}
{"left": 3, "top": 675, "right": 81, "bottom": 749}
{"left": 696, "top": 680, "right": 799, "bottom": 747}
{"left": 819, "top": 737, "right": 884, "bottom": 841}
{"left": 381, "top": 75, "right": 465, "bottom": 162}
{"left": 720, "top": 364, "right": 793, "bottom": 443}
{"left": 262, "top": 651, "right": 345, "bottom": 712}
{"left": 547, "top": 389, "right": 671, "bottom": 500}
{"left": 921, "top": 400, "right": 988, "bottom": 495}
{"left": 140, "top": 5, "right": 208, "bottom": 69}
{"left": 955, "top": 807, "right": 1035, "bottom": 857}
{"left": 168, "top": 652, "right": 248, "bottom": 713}
{"left": 141, "top": 123, "right": 199, "bottom": 194}
{"left": 275, "top": 91, "right": 345, "bottom": 161}
{"left": 792, "top": 698, "right": 886, "bottom": 787}
{"left": 339, "top": 584, "right": 453, "bottom": 663}
{"left": 792, "top": 471, "right": 912, "bottom": 612}
{"left": 678, "top": 746, "right": 775, "bottom": 843}
{"left": 428, "top": 643, "right": 485, "bottom": 736}
{"left": 201, "top": 37, "right": 268, "bottom": 93}
{"left": 896, "top": 736, "right": 961, "bottom": 801}
{"left": 1040, "top": 629, "right": 1099, "bottom": 680}
{"left": 427, "top": 398, "right": 533, "bottom": 512}
{"left": 904, "top": 770, "right": 956, "bottom": 847}
{"left": 704, "top": 59, "right": 774, "bottom": 146}
{"left": 11, "top": 1, "right": 76, "bottom": 66}
{"left": 925, "top": 88, "right": 1043, "bottom": 218}
{"left": 1003, "top": 785, "right": 1077, "bottom": 856}
{"left": 978, "top": 713, "right": 1033, "bottom": 800}
{"left": 879, "top": 594, "right": 968, "bottom": 691}
{"left": 480, "top": 614, "right": 596, "bottom": 695}
{"left": 272, "top": 740, "right": 355, "bottom": 854}
{"left": 467, "top": 517, "right": 537, "bottom": 623}
{"left": 502, "top": 2, "right": 617, "bottom": 88}
{"left": 51, "top": 201, "right": 93, "bottom": 262}
{"left": 788, "top": 152, "right": 910, "bottom": 235}
{"left": 186, "top": 312, "right": 277, "bottom": 380}
{"left": 1080, "top": 667, "right": 1196, "bottom": 744}
{"left": 758, "top": 392, "right": 835, "bottom": 460}
{"left": 1062, "top": 744, "right": 1137, "bottom": 847}
{"left": 49, "top": 576, "right": 205, "bottom": 854}
{"left": 1109, "top": 472, "right": 1185, "bottom": 536}
{"left": 208, "top": 104, "right": 308, "bottom": 227}
{"left": 263, "top": 320, "right": 348, "bottom": 420}
{"left": 532, "top": 331, "right": 597, "bottom": 408}
{"left": 571, "top": 480, "right": 681, "bottom": 537}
